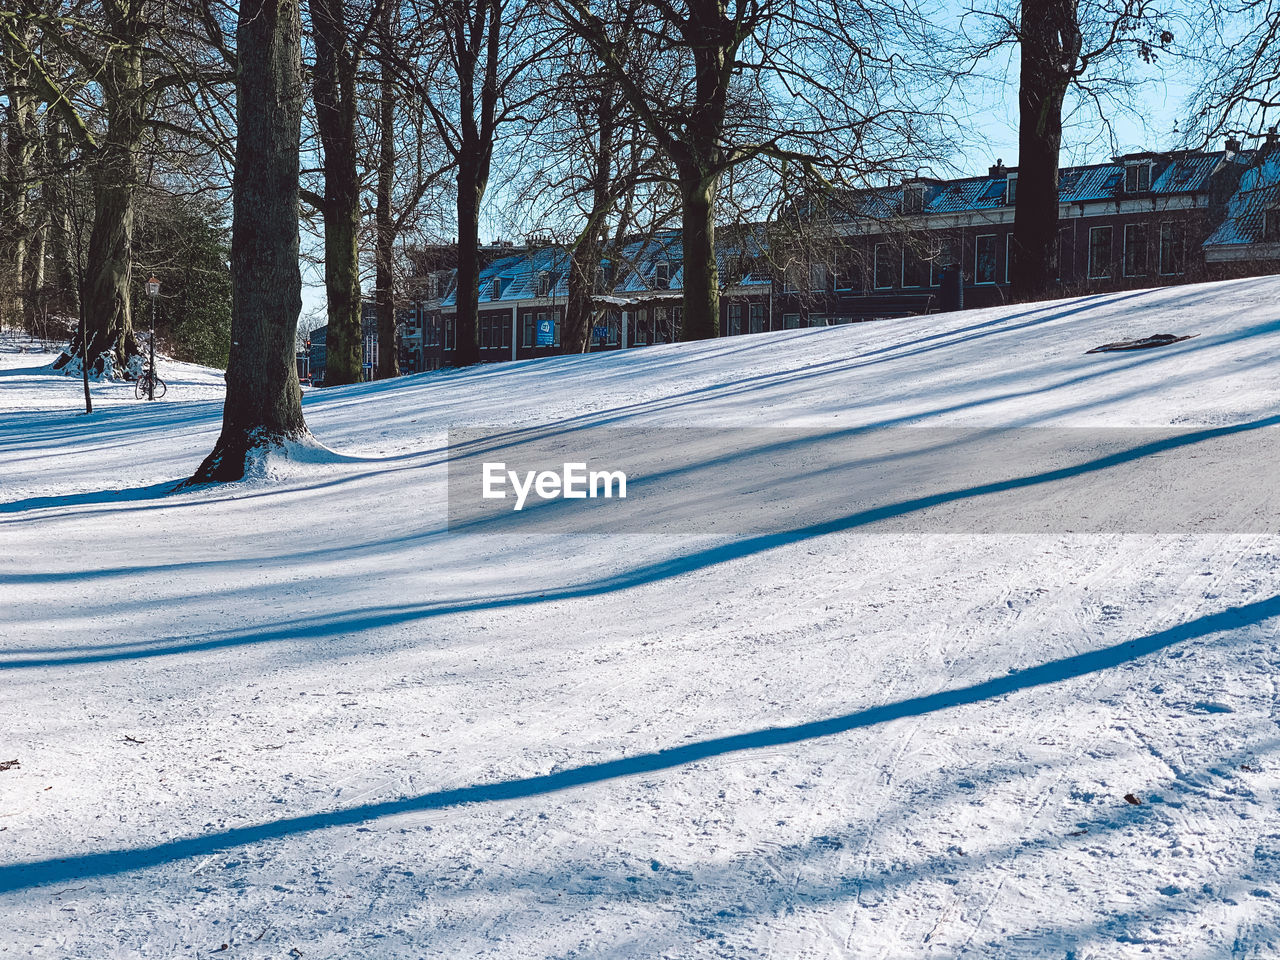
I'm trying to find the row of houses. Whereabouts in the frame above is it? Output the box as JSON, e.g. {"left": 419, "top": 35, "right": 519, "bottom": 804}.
{"left": 381, "top": 139, "right": 1280, "bottom": 374}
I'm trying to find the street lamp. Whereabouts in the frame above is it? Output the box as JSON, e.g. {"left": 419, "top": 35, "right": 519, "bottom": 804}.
{"left": 146, "top": 277, "right": 159, "bottom": 400}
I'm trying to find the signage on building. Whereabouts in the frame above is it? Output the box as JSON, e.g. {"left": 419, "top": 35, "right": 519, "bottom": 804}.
{"left": 536, "top": 318, "right": 555, "bottom": 346}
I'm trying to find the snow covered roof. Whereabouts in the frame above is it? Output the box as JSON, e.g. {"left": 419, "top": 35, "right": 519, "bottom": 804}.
{"left": 837, "top": 151, "right": 1228, "bottom": 220}
{"left": 1203, "top": 151, "right": 1280, "bottom": 247}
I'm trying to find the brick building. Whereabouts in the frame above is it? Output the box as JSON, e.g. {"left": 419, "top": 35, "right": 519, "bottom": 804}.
{"left": 408, "top": 141, "right": 1280, "bottom": 368}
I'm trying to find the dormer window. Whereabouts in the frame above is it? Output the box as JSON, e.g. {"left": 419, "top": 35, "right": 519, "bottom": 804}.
{"left": 490, "top": 276, "right": 503, "bottom": 299}
{"left": 1124, "top": 161, "right": 1152, "bottom": 193}
{"left": 654, "top": 261, "right": 670, "bottom": 289}
{"left": 902, "top": 183, "right": 925, "bottom": 214}
{"left": 537, "top": 271, "right": 551, "bottom": 297}
{"left": 1006, "top": 172, "right": 1018, "bottom": 205}
{"left": 1265, "top": 209, "right": 1280, "bottom": 242}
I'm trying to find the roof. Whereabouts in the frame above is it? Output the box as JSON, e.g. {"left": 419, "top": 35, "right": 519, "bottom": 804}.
{"left": 837, "top": 151, "right": 1227, "bottom": 220}
{"left": 1203, "top": 151, "right": 1280, "bottom": 247}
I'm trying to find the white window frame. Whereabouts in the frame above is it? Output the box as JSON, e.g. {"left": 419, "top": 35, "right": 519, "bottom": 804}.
{"left": 1158, "top": 221, "right": 1184, "bottom": 276}
{"left": 1125, "top": 161, "right": 1152, "bottom": 194}
{"left": 874, "top": 243, "right": 895, "bottom": 289}
{"left": 1006, "top": 172, "right": 1018, "bottom": 206}
{"left": 1123, "top": 223, "right": 1148, "bottom": 277}
{"left": 974, "top": 234, "right": 997, "bottom": 285}
{"left": 1088, "top": 226, "right": 1113, "bottom": 279}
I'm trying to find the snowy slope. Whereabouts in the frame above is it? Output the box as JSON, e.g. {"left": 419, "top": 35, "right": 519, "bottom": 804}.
{"left": 3, "top": 278, "right": 1280, "bottom": 958}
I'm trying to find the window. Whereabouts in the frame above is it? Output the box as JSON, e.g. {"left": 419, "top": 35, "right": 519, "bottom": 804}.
{"left": 782, "top": 313, "right": 801, "bottom": 329}
{"left": 834, "top": 265, "right": 856, "bottom": 292}
{"left": 522, "top": 313, "right": 535, "bottom": 347}
{"left": 1057, "top": 228, "right": 1072, "bottom": 282}
{"left": 489, "top": 276, "right": 503, "bottom": 300}
{"left": 1004, "top": 233, "right": 1013, "bottom": 284}
{"left": 809, "top": 262, "right": 828, "bottom": 292}
{"left": 500, "top": 314, "right": 511, "bottom": 349}
{"left": 974, "top": 234, "right": 997, "bottom": 284}
{"left": 1124, "top": 162, "right": 1152, "bottom": 193}
{"left": 605, "top": 315, "right": 620, "bottom": 346}
{"left": 632, "top": 309, "right": 648, "bottom": 345}
{"left": 728, "top": 303, "right": 743, "bottom": 336}
{"left": 874, "top": 243, "right": 896, "bottom": 289}
{"left": 654, "top": 261, "right": 670, "bottom": 289}
{"left": 1006, "top": 173, "right": 1018, "bottom": 206}
{"left": 930, "top": 238, "right": 958, "bottom": 287}
{"left": 445, "top": 318, "right": 456, "bottom": 351}
{"left": 749, "top": 302, "right": 766, "bottom": 333}
{"left": 1123, "top": 224, "right": 1148, "bottom": 277}
{"left": 537, "top": 272, "right": 551, "bottom": 297}
{"left": 480, "top": 316, "right": 491, "bottom": 349}
{"left": 1158, "top": 222, "right": 1185, "bottom": 275}
{"left": 808, "top": 315, "right": 828, "bottom": 328}
{"left": 902, "top": 183, "right": 925, "bottom": 214}
{"left": 1265, "top": 210, "right": 1280, "bottom": 242}
{"left": 902, "top": 245, "right": 927, "bottom": 287}
{"left": 653, "top": 307, "right": 671, "bottom": 343}
{"left": 1088, "top": 226, "right": 1113, "bottom": 279}
{"left": 782, "top": 268, "right": 799, "bottom": 293}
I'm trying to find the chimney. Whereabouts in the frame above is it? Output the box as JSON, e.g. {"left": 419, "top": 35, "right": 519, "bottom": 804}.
{"left": 1266, "top": 127, "right": 1280, "bottom": 152}
{"left": 989, "top": 158, "right": 1007, "bottom": 177}
{"left": 1225, "top": 136, "right": 1242, "bottom": 154}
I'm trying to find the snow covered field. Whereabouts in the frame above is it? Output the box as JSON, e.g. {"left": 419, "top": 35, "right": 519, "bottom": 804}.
{"left": 4, "top": 277, "right": 1280, "bottom": 958}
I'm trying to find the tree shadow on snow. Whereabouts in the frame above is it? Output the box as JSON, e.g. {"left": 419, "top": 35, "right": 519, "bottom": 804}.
{"left": 1, "top": 593, "right": 1277, "bottom": 894}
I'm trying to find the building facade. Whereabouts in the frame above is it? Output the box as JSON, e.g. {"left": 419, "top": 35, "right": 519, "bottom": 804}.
{"left": 407, "top": 141, "right": 1279, "bottom": 368}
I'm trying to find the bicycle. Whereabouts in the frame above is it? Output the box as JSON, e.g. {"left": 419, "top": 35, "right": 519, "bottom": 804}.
{"left": 135, "top": 366, "right": 167, "bottom": 400}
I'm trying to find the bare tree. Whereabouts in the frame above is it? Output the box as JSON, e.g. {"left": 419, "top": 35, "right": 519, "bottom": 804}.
{"left": 962, "top": 0, "right": 1175, "bottom": 300}
{"left": 550, "top": 0, "right": 947, "bottom": 341}
{"left": 1185, "top": 0, "right": 1280, "bottom": 141}
{"left": 390, "top": 0, "right": 552, "bottom": 367}
{"left": 189, "top": 0, "right": 309, "bottom": 483}
{"left": 307, "top": 0, "right": 376, "bottom": 385}
{"left": 3, "top": 0, "right": 236, "bottom": 376}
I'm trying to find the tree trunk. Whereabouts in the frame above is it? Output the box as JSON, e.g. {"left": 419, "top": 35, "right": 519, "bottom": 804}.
{"left": 1, "top": 22, "right": 37, "bottom": 329}
{"left": 46, "top": 121, "right": 79, "bottom": 320}
{"left": 678, "top": 168, "right": 719, "bottom": 341}
{"left": 375, "top": 15, "right": 399, "bottom": 380}
{"left": 310, "top": 0, "right": 363, "bottom": 385}
{"left": 454, "top": 157, "right": 482, "bottom": 366}
{"left": 26, "top": 211, "right": 46, "bottom": 333}
{"left": 563, "top": 84, "right": 615, "bottom": 355}
{"left": 1011, "top": 0, "right": 1080, "bottom": 301}
{"left": 564, "top": 241, "right": 598, "bottom": 354}
{"left": 53, "top": 11, "right": 145, "bottom": 376}
{"left": 188, "top": 0, "right": 307, "bottom": 484}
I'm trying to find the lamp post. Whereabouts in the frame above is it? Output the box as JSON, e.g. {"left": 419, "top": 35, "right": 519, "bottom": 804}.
{"left": 146, "top": 276, "right": 159, "bottom": 400}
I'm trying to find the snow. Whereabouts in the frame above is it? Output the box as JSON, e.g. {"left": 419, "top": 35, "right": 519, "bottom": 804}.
{"left": 4, "top": 277, "right": 1280, "bottom": 957}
